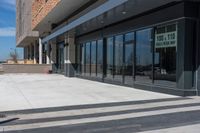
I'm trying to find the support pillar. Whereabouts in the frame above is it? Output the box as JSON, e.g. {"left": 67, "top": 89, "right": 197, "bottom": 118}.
{"left": 46, "top": 42, "right": 50, "bottom": 64}
{"left": 64, "top": 34, "right": 76, "bottom": 77}
{"left": 39, "top": 38, "right": 43, "bottom": 64}
{"left": 177, "top": 19, "right": 196, "bottom": 96}
{"left": 29, "top": 44, "right": 32, "bottom": 60}
{"left": 24, "top": 47, "right": 27, "bottom": 60}
{"left": 34, "top": 43, "right": 37, "bottom": 64}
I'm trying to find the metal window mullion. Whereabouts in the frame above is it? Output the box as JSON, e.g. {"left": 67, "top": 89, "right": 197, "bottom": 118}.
{"left": 113, "top": 37, "right": 115, "bottom": 80}
{"left": 152, "top": 28, "right": 156, "bottom": 84}
{"left": 133, "top": 32, "right": 136, "bottom": 81}
{"left": 122, "top": 34, "right": 125, "bottom": 84}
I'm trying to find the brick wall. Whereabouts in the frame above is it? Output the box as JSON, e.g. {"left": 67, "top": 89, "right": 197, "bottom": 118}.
{"left": 32, "top": 0, "right": 60, "bottom": 30}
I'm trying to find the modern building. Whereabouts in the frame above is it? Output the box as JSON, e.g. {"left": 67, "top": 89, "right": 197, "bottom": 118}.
{"left": 16, "top": 0, "right": 200, "bottom": 96}
{"left": 16, "top": 0, "right": 40, "bottom": 64}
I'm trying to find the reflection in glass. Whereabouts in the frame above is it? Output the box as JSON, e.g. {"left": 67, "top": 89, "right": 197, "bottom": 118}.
{"left": 136, "top": 29, "right": 153, "bottom": 83}
{"left": 91, "top": 41, "right": 97, "bottom": 77}
{"left": 106, "top": 37, "right": 114, "bottom": 79}
{"left": 114, "top": 35, "right": 123, "bottom": 82}
{"left": 81, "top": 44, "right": 85, "bottom": 75}
{"left": 154, "top": 24, "right": 177, "bottom": 86}
{"left": 85, "top": 42, "right": 91, "bottom": 76}
{"left": 124, "top": 32, "right": 134, "bottom": 85}
{"left": 58, "top": 43, "right": 64, "bottom": 73}
{"left": 97, "top": 40, "right": 103, "bottom": 77}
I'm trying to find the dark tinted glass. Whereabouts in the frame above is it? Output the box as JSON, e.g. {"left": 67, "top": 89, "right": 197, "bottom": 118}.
{"left": 106, "top": 37, "right": 114, "bottom": 79}
{"left": 154, "top": 24, "right": 177, "bottom": 87}
{"left": 114, "top": 35, "right": 123, "bottom": 82}
{"left": 97, "top": 40, "right": 103, "bottom": 77}
{"left": 85, "top": 42, "right": 91, "bottom": 76}
{"left": 136, "top": 29, "right": 153, "bottom": 83}
{"left": 124, "top": 32, "right": 134, "bottom": 85}
{"left": 81, "top": 44, "right": 85, "bottom": 75}
{"left": 91, "top": 41, "right": 97, "bottom": 77}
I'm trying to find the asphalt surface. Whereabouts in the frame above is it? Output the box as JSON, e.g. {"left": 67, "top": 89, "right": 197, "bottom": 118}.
{"left": 1, "top": 97, "right": 200, "bottom": 133}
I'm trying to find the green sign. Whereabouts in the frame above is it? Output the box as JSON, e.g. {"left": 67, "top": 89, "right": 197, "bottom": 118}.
{"left": 155, "top": 31, "right": 177, "bottom": 48}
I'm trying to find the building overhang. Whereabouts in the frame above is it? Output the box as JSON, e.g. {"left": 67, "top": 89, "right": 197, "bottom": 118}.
{"left": 41, "top": 0, "right": 189, "bottom": 44}
{"left": 42, "top": 0, "right": 129, "bottom": 43}
{"left": 16, "top": 31, "right": 39, "bottom": 47}
{"left": 32, "top": 0, "right": 91, "bottom": 35}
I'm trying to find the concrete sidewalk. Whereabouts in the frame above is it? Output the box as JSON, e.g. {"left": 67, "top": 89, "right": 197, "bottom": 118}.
{"left": 0, "top": 74, "right": 177, "bottom": 112}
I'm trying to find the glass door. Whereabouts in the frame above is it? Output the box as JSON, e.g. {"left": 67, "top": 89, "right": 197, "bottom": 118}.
{"left": 124, "top": 32, "right": 134, "bottom": 86}
{"left": 135, "top": 29, "right": 153, "bottom": 83}
{"left": 154, "top": 24, "right": 177, "bottom": 87}
{"left": 56, "top": 42, "right": 65, "bottom": 74}
{"left": 113, "top": 35, "right": 123, "bottom": 83}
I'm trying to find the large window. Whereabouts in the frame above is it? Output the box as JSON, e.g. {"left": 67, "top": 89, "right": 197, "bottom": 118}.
{"left": 79, "top": 40, "right": 102, "bottom": 78}
{"left": 85, "top": 42, "right": 91, "bottom": 76}
{"left": 114, "top": 35, "right": 123, "bottom": 82}
{"left": 136, "top": 29, "right": 153, "bottom": 83}
{"left": 80, "top": 44, "right": 85, "bottom": 75}
{"left": 154, "top": 24, "right": 177, "bottom": 86}
{"left": 97, "top": 40, "right": 103, "bottom": 77}
{"left": 124, "top": 32, "right": 134, "bottom": 85}
{"left": 78, "top": 23, "right": 177, "bottom": 87}
{"left": 106, "top": 37, "right": 114, "bottom": 79}
{"left": 56, "top": 43, "right": 65, "bottom": 73}
{"left": 91, "top": 41, "right": 97, "bottom": 77}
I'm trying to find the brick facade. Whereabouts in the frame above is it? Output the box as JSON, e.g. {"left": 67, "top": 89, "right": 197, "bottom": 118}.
{"left": 32, "top": 0, "right": 60, "bottom": 30}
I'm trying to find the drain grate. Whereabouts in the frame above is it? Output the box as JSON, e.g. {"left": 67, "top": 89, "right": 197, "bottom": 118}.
{"left": 0, "top": 114, "right": 6, "bottom": 118}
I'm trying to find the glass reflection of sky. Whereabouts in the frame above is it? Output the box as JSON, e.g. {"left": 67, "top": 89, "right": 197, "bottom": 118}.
{"left": 136, "top": 29, "right": 152, "bottom": 66}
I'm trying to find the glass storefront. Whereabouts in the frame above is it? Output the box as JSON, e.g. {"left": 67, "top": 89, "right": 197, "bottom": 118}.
{"left": 106, "top": 37, "right": 114, "bottom": 79}
{"left": 154, "top": 24, "right": 177, "bottom": 87}
{"left": 124, "top": 32, "right": 134, "bottom": 85}
{"left": 81, "top": 44, "right": 85, "bottom": 76}
{"left": 85, "top": 42, "right": 91, "bottom": 76}
{"left": 114, "top": 35, "right": 123, "bottom": 82}
{"left": 77, "top": 23, "right": 177, "bottom": 88}
{"left": 97, "top": 40, "right": 103, "bottom": 77}
{"left": 56, "top": 42, "right": 64, "bottom": 73}
{"left": 135, "top": 29, "right": 153, "bottom": 83}
{"left": 91, "top": 41, "right": 97, "bottom": 77}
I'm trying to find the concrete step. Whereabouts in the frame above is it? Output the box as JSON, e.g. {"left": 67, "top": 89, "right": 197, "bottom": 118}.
{"left": 1, "top": 98, "right": 200, "bottom": 132}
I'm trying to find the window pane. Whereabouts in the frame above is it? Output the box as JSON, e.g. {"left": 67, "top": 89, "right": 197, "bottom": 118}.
{"left": 125, "top": 32, "right": 134, "bottom": 42}
{"left": 76, "top": 44, "right": 81, "bottom": 75}
{"left": 81, "top": 44, "right": 85, "bottom": 75}
{"left": 97, "top": 40, "right": 103, "bottom": 77}
{"left": 124, "top": 32, "right": 134, "bottom": 85}
{"left": 154, "top": 24, "right": 177, "bottom": 87}
{"left": 114, "top": 35, "right": 123, "bottom": 82}
{"left": 85, "top": 42, "right": 91, "bottom": 76}
{"left": 106, "top": 37, "right": 114, "bottom": 79}
{"left": 136, "top": 29, "right": 153, "bottom": 83}
{"left": 91, "top": 41, "right": 97, "bottom": 77}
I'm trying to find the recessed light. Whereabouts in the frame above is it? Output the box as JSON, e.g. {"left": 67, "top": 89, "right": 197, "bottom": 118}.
{"left": 122, "top": 11, "right": 127, "bottom": 15}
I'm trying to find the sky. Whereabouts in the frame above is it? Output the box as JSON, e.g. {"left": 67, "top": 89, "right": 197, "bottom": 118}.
{"left": 0, "top": 0, "right": 23, "bottom": 61}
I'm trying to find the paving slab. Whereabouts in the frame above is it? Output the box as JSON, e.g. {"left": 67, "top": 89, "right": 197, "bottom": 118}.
{"left": 0, "top": 74, "right": 177, "bottom": 112}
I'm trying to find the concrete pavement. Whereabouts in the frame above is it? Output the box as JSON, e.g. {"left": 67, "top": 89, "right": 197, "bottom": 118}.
{"left": 0, "top": 73, "right": 176, "bottom": 112}
{"left": 1, "top": 74, "right": 200, "bottom": 132}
